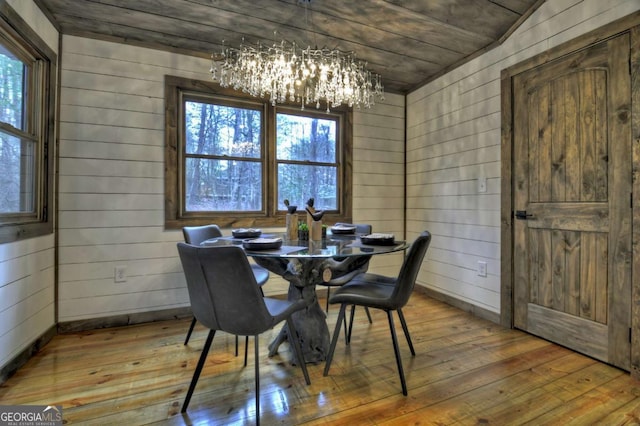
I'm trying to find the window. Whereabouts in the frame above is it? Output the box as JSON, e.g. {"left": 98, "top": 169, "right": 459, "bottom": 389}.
{"left": 276, "top": 111, "right": 339, "bottom": 210}
{"left": 165, "top": 76, "right": 353, "bottom": 229}
{"left": 0, "top": 7, "right": 55, "bottom": 243}
{"left": 183, "top": 97, "right": 264, "bottom": 213}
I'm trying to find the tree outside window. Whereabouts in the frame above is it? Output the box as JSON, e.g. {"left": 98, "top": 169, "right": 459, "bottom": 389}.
{"left": 165, "top": 76, "right": 352, "bottom": 229}
{"left": 184, "top": 101, "right": 263, "bottom": 212}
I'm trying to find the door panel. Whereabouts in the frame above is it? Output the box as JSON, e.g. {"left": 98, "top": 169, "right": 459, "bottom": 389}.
{"left": 513, "top": 34, "right": 632, "bottom": 370}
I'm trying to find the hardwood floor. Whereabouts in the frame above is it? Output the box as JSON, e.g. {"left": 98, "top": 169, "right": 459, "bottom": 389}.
{"left": 1, "top": 293, "right": 640, "bottom": 425}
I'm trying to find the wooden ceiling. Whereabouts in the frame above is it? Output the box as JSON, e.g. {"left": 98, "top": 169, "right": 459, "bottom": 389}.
{"left": 33, "top": 0, "right": 544, "bottom": 94}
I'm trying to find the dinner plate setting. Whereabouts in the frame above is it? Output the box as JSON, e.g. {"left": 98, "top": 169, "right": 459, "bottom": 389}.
{"left": 330, "top": 224, "right": 357, "bottom": 234}
{"left": 242, "top": 237, "right": 283, "bottom": 250}
{"left": 232, "top": 228, "right": 262, "bottom": 238}
{"left": 360, "top": 233, "right": 396, "bottom": 245}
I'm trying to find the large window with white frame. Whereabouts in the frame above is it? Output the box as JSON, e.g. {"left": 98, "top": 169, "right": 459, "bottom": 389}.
{"left": 165, "top": 75, "right": 353, "bottom": 229}
{"left": 0, "top": 6, "right": 55, "bottom": 243}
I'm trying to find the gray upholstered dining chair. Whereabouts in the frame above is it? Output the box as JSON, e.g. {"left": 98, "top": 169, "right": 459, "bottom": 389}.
{"left": 323, "top": 231, "right": 432, "bottom": 396}
{"left": 182, "top": 225, "right": 270, "bottom": 346}
{"left": 321, "top": 223, "right": 374, "bottom": 336}
{"left": 322, "top": 223, "right": 373, "bottom": 311}
{"left": 177, "top": 243, "right": 310, "bottom": 423}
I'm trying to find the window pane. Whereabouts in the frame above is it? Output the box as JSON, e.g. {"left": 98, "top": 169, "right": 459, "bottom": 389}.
{"left": 278, "top": 163, "right": 337, "bottom": 210}
{"left": 185, "top": 158, "right": 262, "bottom": 211}
{"left": 0, "top": 48, "right": 25, "bottom": 130}
{"left": 276, "top": 114, "right": 336, "bottom": 162}
{"left": 185, "top": 101, "right": 261, "bottom": 158}
{"left": 0, "top": 130, "right": 35, "bottom": 213}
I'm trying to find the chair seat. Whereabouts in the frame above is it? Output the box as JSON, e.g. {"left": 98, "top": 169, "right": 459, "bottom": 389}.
{"left": 323, "top": 266, "right": 367, "bottom": 287}
{"left": 264, "top": 297, "right": 307, "bottom": 324}
{"left": 330, "top": 280, "right": 397, "bottom": 310}
{"left": 347, "top": 272, "right": 396, "bottom": 286}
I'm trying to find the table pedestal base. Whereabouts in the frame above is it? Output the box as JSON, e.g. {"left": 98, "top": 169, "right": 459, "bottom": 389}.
{"left": 254, "top": 255, "right": 370, "bottom": 364}
{"left": 267, "top": 284, "right": 328, "bottom": 364}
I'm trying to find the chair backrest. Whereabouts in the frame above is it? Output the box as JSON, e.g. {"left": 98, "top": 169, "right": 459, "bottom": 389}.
{"left": 182, "top": 224, "right": 223, "bottom": 245}
{"left": 335, "top": 222, "right": 372, "bottom": 234}
{"left": 176, "top": 243, "right": 221, "bottom": 331}
{"left": 177, "top": 242, "right": 274, "bottom": 336}
{"left": 390, "top": 231, "right": 432, "bottom": 308}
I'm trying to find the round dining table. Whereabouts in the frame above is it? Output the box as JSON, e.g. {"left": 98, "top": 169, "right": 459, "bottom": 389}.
{"left": 202, "top": 232, "right": 409, "bottom": 363}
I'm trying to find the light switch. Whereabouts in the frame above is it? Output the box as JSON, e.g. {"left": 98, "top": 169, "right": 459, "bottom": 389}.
{"left": 477, "top": 261, "right": 487, "bottom": 277}
{"left": 478, "top": 177, "right": 487, "bottom": 193}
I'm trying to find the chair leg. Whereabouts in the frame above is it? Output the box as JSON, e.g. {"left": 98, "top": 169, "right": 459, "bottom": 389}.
{"left": 254, "top": 334, "right": 260, "bottom": 426}
{"left": 286, "top": 318, "right": 311, "bottom": 385}
{"left": 325, "top": 287, "right": 331, "bottom": 312}
{"left": 364, "top": 307, "right": 373, "bottom": 324}
{"left": 397, "top": 308, "right": 415, "bottom": 356}
{"left": 184, "top": 317, "right": 197, "bottom": 345}
{"left": 323, "top": 304, "right": 347, "bottom": 376}
{"left": 347, "top": 304, "right": 356, "bottom": 344}
{"left": 244, "top": 336, "right": 249, "bottom": 367}
{"left": 181, "top": 329, "right": 215, "bottom": 412}
{"left": 387, "top": 310, "right": 408, "bottom": 396}
{"left": 235, "top": 335, "right": 239, "bottom": 356}
{"left": 343, "top": 309, "right": 349, "bottom": 344}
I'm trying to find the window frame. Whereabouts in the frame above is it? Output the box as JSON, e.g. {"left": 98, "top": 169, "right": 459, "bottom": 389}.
{"left": 180, "top": 92, "right": 267, "bottom": 218}
{"left": 273, "top": 106, "right": 344, "bottom": 213}
{"left": 165, "top": 75, "right": 353, "bottom": 229}
{"left": 0, "top": 4, "right": 55, "bottom": 244}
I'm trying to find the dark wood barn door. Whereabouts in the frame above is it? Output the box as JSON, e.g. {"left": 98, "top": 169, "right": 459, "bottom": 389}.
{"left": 512, "top": 33, "right": 632, "bottom": 370}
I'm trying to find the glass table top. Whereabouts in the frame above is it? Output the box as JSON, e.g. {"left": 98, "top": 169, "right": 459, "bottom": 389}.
{"left": 201, "top": 232, "right": 409, "bottom": 258}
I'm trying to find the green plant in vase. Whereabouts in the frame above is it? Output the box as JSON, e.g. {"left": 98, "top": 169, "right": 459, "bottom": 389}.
{"left": 298, "top": 222, "right": 309, "bottom": 240}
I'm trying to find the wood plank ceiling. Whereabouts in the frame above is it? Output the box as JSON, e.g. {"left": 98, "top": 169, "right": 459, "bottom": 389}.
{"left": 33, "top": 0, "right": 544, "bottom": 94}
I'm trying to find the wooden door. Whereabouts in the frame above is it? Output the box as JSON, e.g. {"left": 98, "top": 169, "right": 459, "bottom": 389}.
{"left": 512, "top": 34, "right": 632, "bottom": 370}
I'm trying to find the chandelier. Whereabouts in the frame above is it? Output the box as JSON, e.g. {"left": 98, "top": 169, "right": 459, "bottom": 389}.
{"left": 209, "top": 6, "right": 384, "bottom": 111}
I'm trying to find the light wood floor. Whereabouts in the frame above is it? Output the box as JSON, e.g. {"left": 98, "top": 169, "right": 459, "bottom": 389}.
{"left": 1, "top": 293, "right": 640, "bottom": 425}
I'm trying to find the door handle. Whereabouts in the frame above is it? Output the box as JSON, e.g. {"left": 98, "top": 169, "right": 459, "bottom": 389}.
{"left": 514, "top": 210, "right": 533, "bottom": 220}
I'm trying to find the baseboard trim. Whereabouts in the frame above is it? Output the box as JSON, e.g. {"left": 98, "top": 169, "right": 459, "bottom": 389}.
{"left": 1, "top": 325, "right": 57, "bottom": 384}
{"left": 57, "top": 307, "right": 194, "bottom": 333}
{"left": 414, "top": 285, "right": 501, "bottom": 325}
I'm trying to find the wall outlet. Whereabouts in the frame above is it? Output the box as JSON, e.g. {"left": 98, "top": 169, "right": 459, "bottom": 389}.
{"left": 114, "top": 265, "right": 127, "bottom": 282}
{"left": 477, "top": 261, "right": 487, "bottom": 277}
{"left": 478, "top": 177, "right": 487, "bottom": 193}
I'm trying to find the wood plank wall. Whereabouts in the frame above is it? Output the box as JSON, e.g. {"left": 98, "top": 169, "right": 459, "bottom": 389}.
{"left": 406, "top": 0, "right": 640, "bottom": 315}
{"left": 55, "top": 35, "right": 405, "bottom": 323}
{"left": 353, "top": 95, "right": 406, "bottom": 275}
{"left": 0, "top": 0, "right": 58, "bottom": 371}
